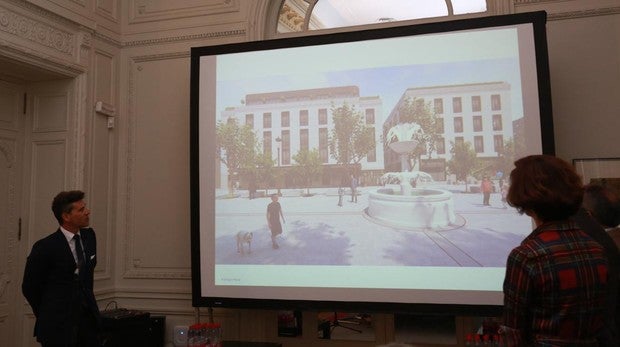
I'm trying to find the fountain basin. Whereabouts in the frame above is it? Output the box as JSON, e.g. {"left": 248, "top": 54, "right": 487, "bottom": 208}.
{"left": 367, "top": 187, "right": 456, "bottom": 229}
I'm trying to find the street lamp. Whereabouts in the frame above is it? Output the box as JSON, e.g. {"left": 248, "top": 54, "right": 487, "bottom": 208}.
{"left": 275, "top": 136, "right": 282, "bottom": 196}
{"left": 275, "top": 136, "right": 282, "bottom": 166}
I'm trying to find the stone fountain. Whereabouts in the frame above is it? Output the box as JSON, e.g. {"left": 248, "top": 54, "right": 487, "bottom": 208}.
{"left": 366, "top": 123, "right": 458, "bottom": 230}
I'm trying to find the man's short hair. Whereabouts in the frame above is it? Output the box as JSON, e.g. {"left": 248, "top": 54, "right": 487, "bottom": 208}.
{"left": 52, "top": 190, "right": 85, "bottom": 225}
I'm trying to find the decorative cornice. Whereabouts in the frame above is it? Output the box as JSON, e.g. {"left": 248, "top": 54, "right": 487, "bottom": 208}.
{"left": 92, "top": 30, "right": 122, "bottom": 48}
{"left": 122, "top": 29, "right": 246, "bottom": 47}
{"left": 4, "top": 0, "right": 85, "bottom": 30}
{"left": 0, "top": 7, "right": 74, "bottom": 56}
{"left": 1, "top": 2, "right": 245, "bottom": 51}
{"left": 278, "top": 3, "right": 305, "bottom": 32}
{"left": 132, "top": 51, "right": 189, "bottom": 63}
{"left": 92, "top": 28, "right": 246, "bottom": 49}
{"left": 513, "top": 0, "right": 561, "bottom": 3}
{"left": 547, "top": 7, "right": 620, "bottom": 20}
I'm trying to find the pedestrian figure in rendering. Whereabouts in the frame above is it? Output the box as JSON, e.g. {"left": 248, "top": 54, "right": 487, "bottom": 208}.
{"left": 337, "top": 186, "right": 344, "bottom": 207}
{"left": 500, "top": 182, "right": 509, "bottom": 209}
{"left": 500, "top": 155, "right": 611, "bottom": 346}
{"left": 480, "top": 176, "right": 493, "bottom": 206}
{"left": 267, "top": 194, "right": 285, "bottom": 249}
{"left": 350, "top": 174, "right": 358, "bottom": 203}
{"left": 248, "top": 173, "right": 257, "bottom": 200}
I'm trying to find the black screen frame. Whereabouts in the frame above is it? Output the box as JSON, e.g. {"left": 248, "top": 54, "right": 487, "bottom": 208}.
{"left": 190, "top": 11, "right": 554, "bottom": 316}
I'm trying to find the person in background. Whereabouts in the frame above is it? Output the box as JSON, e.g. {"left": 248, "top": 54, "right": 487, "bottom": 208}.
{"left": 267, "top": 194, "right": 285, "bottom": 249}
{"left": 582, "top": 183, "right": 620, "bottom": 248}
{"left": 22, "top": 190, "right": 101, "bottom": 347}
{"left": 500, "top": 182, "right": 509, "bottom": 209}
{"left": 350, "top": 174, "right": 358, "bottom": 203}
{"left": 480, "top": 176, "right": 493, "bottom": 206}
{"left": 500, "top": 155, "right": 610, "bottom": 346}
{"left": 578, "top": 183, "right": 620, "bottom": 346}
{"left": 248, "top": 172, "right": 257, "bottom": 200}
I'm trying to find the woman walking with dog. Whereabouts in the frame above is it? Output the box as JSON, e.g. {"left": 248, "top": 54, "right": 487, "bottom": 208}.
{"left": 267, "top": 194, "right": 285, "bottom": 249}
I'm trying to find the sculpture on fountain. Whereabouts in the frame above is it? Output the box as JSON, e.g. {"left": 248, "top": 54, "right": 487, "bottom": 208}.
{"left": 366, "top": 122, "right": 458, "bottom": 230}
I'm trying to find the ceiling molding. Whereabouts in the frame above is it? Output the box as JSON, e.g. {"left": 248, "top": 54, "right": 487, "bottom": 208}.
{"left": 547, "top": 6, "right": 620, "bottom": 20}
{"left": 122, "top": 28, "right": 245, "bottom": 47}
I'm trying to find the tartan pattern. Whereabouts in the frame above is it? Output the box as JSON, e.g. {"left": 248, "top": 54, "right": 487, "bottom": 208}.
{"left": 502, "top": 221, "right": 609, "bottom": 346}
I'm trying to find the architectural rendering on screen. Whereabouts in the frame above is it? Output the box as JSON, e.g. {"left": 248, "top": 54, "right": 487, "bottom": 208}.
{"left": 213, "top": 73, "right": 531, "bottom": 268}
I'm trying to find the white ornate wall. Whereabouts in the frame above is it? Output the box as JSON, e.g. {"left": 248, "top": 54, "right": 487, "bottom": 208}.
{"left": 1, "top": 0, "right": 619, "bottom": 346}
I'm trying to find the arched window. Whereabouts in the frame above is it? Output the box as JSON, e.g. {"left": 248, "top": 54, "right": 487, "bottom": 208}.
{"left": 277, "top": 0, "right": 489, "bottom": 34}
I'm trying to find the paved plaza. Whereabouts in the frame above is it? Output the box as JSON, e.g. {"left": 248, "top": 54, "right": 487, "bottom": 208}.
{"left": 214, "top": 183, "right": 532, "bottom": 267}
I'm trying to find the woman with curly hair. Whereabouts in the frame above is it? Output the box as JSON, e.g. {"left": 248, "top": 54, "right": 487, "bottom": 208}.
{"left": 500, "top": 155, "right": 611, "bottom": 346}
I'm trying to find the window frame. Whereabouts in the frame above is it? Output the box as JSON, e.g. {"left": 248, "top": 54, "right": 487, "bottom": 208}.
{"left": 271, "top": 0, "right": 497, "bottom": 37}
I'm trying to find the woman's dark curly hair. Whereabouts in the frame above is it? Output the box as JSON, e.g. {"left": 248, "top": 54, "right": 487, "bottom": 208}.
{"left": 507, "top": 155, "right": 583, "bottom": 222}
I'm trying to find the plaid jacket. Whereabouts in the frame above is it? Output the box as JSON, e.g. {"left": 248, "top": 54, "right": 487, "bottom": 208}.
{"left": 501, "top": 221, "right": 609, "bottom": 346}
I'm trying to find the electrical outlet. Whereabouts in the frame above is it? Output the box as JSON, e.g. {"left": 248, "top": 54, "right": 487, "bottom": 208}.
{"left": 173, "top": 325, "right": 188, "bottom": 346}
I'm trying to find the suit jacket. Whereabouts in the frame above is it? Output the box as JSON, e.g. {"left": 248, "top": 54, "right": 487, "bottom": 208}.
{"left": 22, "top": 228, "right": 101, "bottom": 344}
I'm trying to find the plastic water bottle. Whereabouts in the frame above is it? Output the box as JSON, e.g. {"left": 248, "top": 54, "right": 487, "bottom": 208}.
{"left": 465, "top": 333, "right": 474, "bottom": 346}
{"left": 187, "top": 323, "right": 201, "bottom": 347}
{"left": 211, "top": 323, "right": 222, "bottom": 347}
{"left": 187, "top": 324, "right": 207, "bottom": 347}
{"left": 203, "top": 323, "right": 213, "bottom": 346}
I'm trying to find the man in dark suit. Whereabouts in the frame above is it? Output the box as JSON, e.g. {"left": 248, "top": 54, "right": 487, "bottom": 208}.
{"left": 22, "top": 190, "right": 101, "bottom": 347}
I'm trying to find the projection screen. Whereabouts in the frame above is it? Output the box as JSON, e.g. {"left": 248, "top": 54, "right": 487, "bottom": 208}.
{"left": 190, "top": 11, "right": 554, "bottom": 314}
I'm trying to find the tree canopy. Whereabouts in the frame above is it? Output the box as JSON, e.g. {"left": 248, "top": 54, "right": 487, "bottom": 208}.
{"left": 446, "top": 140, "right": 479, "bottom": 191}
{"left": 328, "top": 103, "right": 376, "bottom": 166}
{"left": 292, "top": 148, "right": 323, "bottom": 195}
{"left": 216, "top": 118, "right": 260, "bottom": 193}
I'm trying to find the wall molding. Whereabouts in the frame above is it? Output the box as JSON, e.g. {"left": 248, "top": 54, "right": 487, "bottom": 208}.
{"left": 0, "top": 139, "right": 16, "bottom": 168}
{"left": 122, "top": 28, "right": 246, "bottom": 47}
{"left": 129, "top": 0, "right": 240, "bottom": 24}
{"left": 0, "top": 5, "right": 74, "bottom": 56}
{"left": 94, "top": 0, "right": 118, "bottom": 24}
{"left": 123, "top": 51, "right": 192, "bottom": 280}
{"left": 92, "top": 28, "right": 247, "bottom": 49}
{"left": 3, "top": 0, "right": 86, "bottom": 30}
{"left": 1, "top": 138, "right": 17, "bottom": 305}
{"left": 548, "top": 6, "right": 620, "bottom": 20}
{"left": 0, "top": 273, "right": 10, "bottom": 298}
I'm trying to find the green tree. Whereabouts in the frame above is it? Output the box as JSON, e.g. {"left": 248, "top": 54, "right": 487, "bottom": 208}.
{"left": 328, "top": 103, "right": 376, "bottom": 166}
{"left": 496, "top": 137, "right": 515, "bottom": 177}
{"left": 216, "top": 118, "right": 259, "bottom": 194}
{"left": 292, "top": 148, "right": 323, "bottom": 196}
{"left": 253, "top": 152, "right": 276, "bottom": 196}
{"left": 395, "top": 97, "right": 441, "bottom": 169}
{"left": 446, "top": 140, "right": 479, "bottom": 192}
